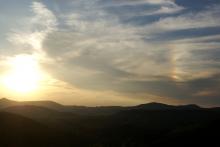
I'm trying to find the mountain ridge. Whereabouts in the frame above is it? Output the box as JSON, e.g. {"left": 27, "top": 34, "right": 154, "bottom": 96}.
{"left": 0, "top": 98, "right": 220, "bottom": 147}
{"left": 0, "top": 98, "right": 202, "bottom": 109}
{"left": 135, "top": 102, "right": 201, "bottom": 110}
{"left": 0, "top": 98, "right": 209, "bottom": 116}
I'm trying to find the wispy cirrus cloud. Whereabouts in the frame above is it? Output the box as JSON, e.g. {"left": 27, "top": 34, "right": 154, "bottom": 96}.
{"left": 100, "top": 0, "right": 176, "bottom": 6}
{"left": 1, "top": 0, "right": 220, "bottom": 106}
{"left": 7, "top": 2, "right": 57, "bottom": 53}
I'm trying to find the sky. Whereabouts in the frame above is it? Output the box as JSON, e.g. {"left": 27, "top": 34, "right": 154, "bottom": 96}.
{"left": 0, "top": 0, "right": 220, "bottom": 107}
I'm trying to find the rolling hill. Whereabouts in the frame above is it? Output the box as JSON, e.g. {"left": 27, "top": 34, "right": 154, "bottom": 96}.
{"left": 1, "top": 98, "right": 220, "bottom": 147}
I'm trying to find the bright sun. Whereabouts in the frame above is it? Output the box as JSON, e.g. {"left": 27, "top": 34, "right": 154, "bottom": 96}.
{"left": 2, "top": 55, "right": 43, "bottom": 93}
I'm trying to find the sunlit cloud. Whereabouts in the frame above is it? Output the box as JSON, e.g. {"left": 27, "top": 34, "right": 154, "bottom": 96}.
{"left": 0, "top": 0, "right": 220, "bottom": 106}
{"left": 7, "top": 2, "right": 57, "bottom": 53}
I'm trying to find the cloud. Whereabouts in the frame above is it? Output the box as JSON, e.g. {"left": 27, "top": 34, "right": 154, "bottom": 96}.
{"left": 100, "top": 0, "right": 183, "bottom": 20}
{"left": 100, "top": 0, "right": 176, "bottom": 6}
{"left": 151, "top": 5, "right": 183, "bottom": 15}
{"left": 7, "top": 2, "right": 57, "bottom": 52}
{"left": 1, "top": 0, "right": 220, "bottom": 106}
{"left": 147, "top": 5, "right": 220, "bottom": 32}
{"left": 114, "top": 73, "right": 220, "bottom": 106}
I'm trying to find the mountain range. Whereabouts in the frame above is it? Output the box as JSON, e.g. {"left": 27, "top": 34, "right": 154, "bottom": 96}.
{"left": 0, "top": 98, "right": 220, "bottom": 147}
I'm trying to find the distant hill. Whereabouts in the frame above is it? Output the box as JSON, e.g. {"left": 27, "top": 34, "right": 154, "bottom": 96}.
{"left": 0, "top": 98, "right": 18, "bottom": 108}
{"left": 134, "top": 102, "right": 201, "bottom": 110}
{"left": 0, "top": 98, "right": 64, "bottom": 110}
{"left": 0, "top": 98, "right": 202, "bottom": 115}
{"left": 1, "top": 98, "right": 220, "bottom": 146}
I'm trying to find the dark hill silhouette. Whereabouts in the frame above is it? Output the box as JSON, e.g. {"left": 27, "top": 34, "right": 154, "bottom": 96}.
{"left": 1, "top": 98, "right": 220, "bottom": 147}
{"left": 152, "top": 118, "right": 220, "bottom": 147}
{"left": 0, "top": 98, "right": 17, "bottom": 108}
{"left": 0, "top": 98, "right": 64, "bottom": 110}
{"left": 0, "top": 111, "right": 70, "bottom": 147}
{"left": 133, "top": 102, "right": 201, "bottom": 110}
{"left": 3, "top": 105, "right": 81, "bottom": 130}
{"left": 0, "top": 98, "right": 202, "bottom": 115}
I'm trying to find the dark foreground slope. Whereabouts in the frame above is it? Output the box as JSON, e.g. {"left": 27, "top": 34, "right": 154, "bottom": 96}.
{"left": 1, "top": 98, "right": 220, "bottom": 147}
{"left": 0, "top": 112, "right": 69, "bottom": 147}
{"left": 153, "top": 118, "right": 220, "bottom": 147}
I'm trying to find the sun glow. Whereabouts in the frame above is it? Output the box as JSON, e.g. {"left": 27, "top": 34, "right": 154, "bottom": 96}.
{"left": 2, "top": 55, "right": 43, "bottom": 93}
